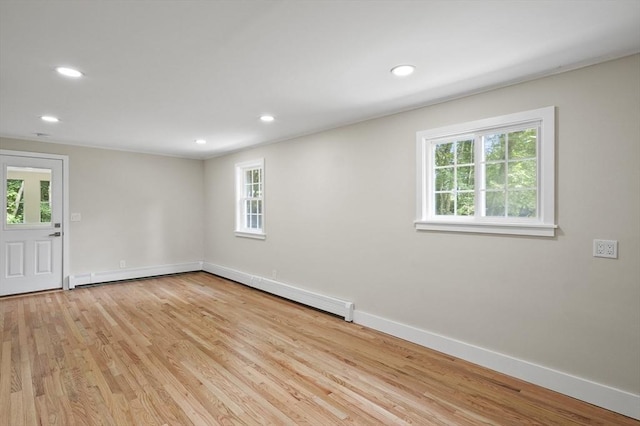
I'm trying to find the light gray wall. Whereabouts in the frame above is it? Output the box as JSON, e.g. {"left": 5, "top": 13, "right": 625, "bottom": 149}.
{"left": 204, "top": 55, "right": 640, "bottom": 394}
{"left": 0, "top": 140, "right": 205, "bottom": 274}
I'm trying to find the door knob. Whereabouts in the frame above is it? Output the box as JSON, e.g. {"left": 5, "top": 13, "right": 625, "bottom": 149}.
{"left": 49, "top": 232, "right": 61, "bottom": 237}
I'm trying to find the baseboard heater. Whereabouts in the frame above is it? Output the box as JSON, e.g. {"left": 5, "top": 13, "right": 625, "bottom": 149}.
{"left": 203, "top": 263, "right": 354, "bottom": 322}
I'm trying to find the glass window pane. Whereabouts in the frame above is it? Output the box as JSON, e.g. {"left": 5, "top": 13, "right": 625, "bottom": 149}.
{"left": 485, "top": 191, "right": 506, "bottom": 216}
{"left": 435, "top": 192, "right": 454, "bottom": 215}
{"left": 508, "top": 190, "right": 537, "bottom": 217}
{"left": 484, "top": 134, "right": 505, "bottom": 161}
{"left": 6, "top": 179, "right": 25, "bottom": 224}
{"left": 435, "top": 143, "right": 454, "bottom": 167}
{"left": 508, "top": 129, "right": 537, "bottom": 159}
{"left": 253, "top": 183, "right": 260, "bottom": 197}
{"left": 485, "top": 163, "right": 505, "bottom": 189}
{"left": 435, "top": 167, "right": 454, "bottom": 191}
{"left": 256, "top": 200, "right": 262, "bottom": 214}
{"left": 257, "top": 214, "right": 262, "bottom": 229}
{"left": 40, "top": 180, "right": 51, "bottom": 223}
{"left": 457, "top": 166, "right": 474, "bottom": 190}
{"left": 456, "top": 140, "right": 474, "bottom": 164}
{"left": 508, "top": 160, "right": 537, "bottom": 188}
{"left": 245, "top": 170, "right": 253, "bottom": 184}
{"left": 457, "top": 192, "right": 475, "bottom": 216}
{"left": 6, "top": 167, "right": 52, "bottom": 225}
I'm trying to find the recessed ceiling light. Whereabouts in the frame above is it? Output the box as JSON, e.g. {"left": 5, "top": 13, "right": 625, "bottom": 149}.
{"left": 41, "top": 115, "right": 60, "bottom": 123}
{"left": 260, "top": 115, "right": 275, "bottom": 123}
{"left": 195, "top": 139, "right": 207, "bottom": 145}
{"left": 390, "top": 64, "right": 415, "bottom": 77}
{"left": 56, "top": 67, "right": 84, "bottom": 78}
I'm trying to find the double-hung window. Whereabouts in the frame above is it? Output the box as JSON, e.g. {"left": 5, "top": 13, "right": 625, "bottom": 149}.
{"left": 235, "top": 159, "right": 265, "bottom": 239}
{"left": 416, "top": 106, "right": 556, "bottom": 236}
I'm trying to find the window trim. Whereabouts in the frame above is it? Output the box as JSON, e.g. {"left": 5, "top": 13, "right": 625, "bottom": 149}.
{"left": 234, "top": 158, "right": 266, "bottom": 240}
{"left": 415, "top": 106, "right": 556, "bottom": 237}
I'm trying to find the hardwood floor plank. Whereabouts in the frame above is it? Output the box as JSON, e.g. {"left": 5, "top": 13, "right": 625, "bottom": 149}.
{"left": 1, "top": 271, "right": 638, "bottom": 425}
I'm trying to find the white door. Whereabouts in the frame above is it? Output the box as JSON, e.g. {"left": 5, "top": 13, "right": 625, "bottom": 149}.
{"left": 0, "top": 154, "right": 63, "bottom": 296}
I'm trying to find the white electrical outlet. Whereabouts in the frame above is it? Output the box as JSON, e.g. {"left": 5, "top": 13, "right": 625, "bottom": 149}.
{"left": 119, "top": 260, "right": 126, "bottom": 268}
{"left": 593, "top": 239, "right": 618, "bottom": 259}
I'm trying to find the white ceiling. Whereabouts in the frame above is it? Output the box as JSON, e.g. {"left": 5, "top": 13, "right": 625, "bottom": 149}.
{"left": 1, "top": 1, "right": 639, "bottom": 159}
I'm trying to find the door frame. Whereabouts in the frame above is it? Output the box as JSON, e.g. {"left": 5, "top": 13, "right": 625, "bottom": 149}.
{"left": 1, "top": 149, "right": 70, "bottom": 290}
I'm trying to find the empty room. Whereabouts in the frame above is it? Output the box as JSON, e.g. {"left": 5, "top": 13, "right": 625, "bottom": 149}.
{"left": 1, "top": 1, "right": 639, "bottom": 424}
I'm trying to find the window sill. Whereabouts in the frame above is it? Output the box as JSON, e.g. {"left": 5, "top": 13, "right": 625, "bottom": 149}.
{"left": 415, "top": 220, "right": 557, "bottom": 237}
{"left": 235, "top": 231, "right": 266, "bottom": 240}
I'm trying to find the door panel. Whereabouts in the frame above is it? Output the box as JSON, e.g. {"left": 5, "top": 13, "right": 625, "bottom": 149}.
{"left": 35, "top": 240, "right": 53, "bottom": 274}
{"left": 6, "top": 241, "right": 25, "bottom": 277}
{"left": 1, "top": 155, "right": 63, "bottom": 296}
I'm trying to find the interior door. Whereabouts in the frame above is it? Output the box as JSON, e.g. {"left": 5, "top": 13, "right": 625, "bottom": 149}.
{"left": 0, "top": 154, "right": 63, "bottom": 296}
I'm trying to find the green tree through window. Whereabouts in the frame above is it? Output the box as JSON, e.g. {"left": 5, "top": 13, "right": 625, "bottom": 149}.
{"left": 6, "top": 179, "right": 25, "bottom": 224}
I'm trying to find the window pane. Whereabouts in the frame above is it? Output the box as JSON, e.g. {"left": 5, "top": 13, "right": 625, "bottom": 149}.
{"left": 435, "top": 143, "right": 454, "bottom": 167}
{"left": 456, "top": 140, "right": 474, "bottom": 164}
{"left": 253, "top": 183, "right": 261, "bottom": 197}
{"left": 485, "top": 191, "right": 505, "bottom": 216}
{"left": 457, "top": 166, "right": 474, "bottom": 190}
{"left": 435, "top": 192, "right": 455, "bottom": 215}
{"left": 6, "top": 179, "right": 25, "bottom": 224}
{"left": 484, "top": 134, "right": 505, "bottom": 161}
{"left": 508, "top": 160, "right": 536, "bottom": 188}
{"left": 256, "top": 200, "right": 262, "bottom": 214}
{"left": 257, "top": 214, "right": 262, "bottom": 229}
{"left": 435, "top": 167, "right": 454, "bottom": 191}
{"left": 245, "top": 170, "right": 253, "bottom": 184}
{"left": 485, "top": 163, "right": 505, "bottom": 189}
{"left": 245, "top": 183, "right": 253, "bottom": 197}
{"left": 508, "top": 129, "right": 537, "bottom": 159}
{"left": 40, "top": 179, "right": 51, "bottom": 223}
{"left": 457, "top": 192, "right": 474, "bottom": 216}
{"left": 508, "top": 190, "right": 537, "bottom": 217}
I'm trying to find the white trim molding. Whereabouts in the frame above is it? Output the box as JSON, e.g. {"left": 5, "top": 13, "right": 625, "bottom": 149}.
{"left": 203, "top": 262, "right": 354, "bottom": 321}
{"left": 353, "top": 310, "right": 640, "bottom": 420}
{"left": 68, "top": 262, "right": 203, "bottom": 288}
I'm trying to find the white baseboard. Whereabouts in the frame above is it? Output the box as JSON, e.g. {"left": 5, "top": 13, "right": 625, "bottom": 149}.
{"left": 202, "top": 262, "right": 354, "bottom": 321}
{"left": 68, "top": 261, "right": 203, "bottom": 288}
{"left": 353, "top": 310, "right": 640, "bottom": 420}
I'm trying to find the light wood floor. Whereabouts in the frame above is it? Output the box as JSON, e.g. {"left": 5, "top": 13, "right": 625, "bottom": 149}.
{"left": 1, "top": 272, "right": 637, "bottom": 425}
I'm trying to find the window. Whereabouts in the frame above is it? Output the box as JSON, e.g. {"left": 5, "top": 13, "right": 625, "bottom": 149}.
{"left": 6, "top": 179, "right": 25, "bottom": 224}
{"left": 416, "top": 106, "right": 556, "bottom": 236}
{"left": 235, "top": 159, "right": 265, "bottom": 239}
{"left": 40, "top": 180, "right": 51, "bottom": 223}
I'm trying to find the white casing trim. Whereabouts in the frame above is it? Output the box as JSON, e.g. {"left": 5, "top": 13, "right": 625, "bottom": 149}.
{"left": 202, "top": 262, "right": 354, "bottom": 321}
{"left": 353, "top": 310, "right": 640, "bottom": 420}
{"left": 68, "top": 261, "right": 203, "bottom": 288}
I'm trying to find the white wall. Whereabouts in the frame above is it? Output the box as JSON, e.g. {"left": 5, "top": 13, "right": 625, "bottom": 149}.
{"left": 204, "top": 55, "right": 640, "bottom": 396}
{"left": 0, "top": 140, "right": 205, "bottom": 275}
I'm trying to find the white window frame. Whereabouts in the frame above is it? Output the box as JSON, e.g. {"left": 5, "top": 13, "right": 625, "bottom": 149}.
{"left": 416, "top": 106, "right": 556, "bottom": 237}
{"left": 235, "top": 158, "right": 266, "bottom": 240}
